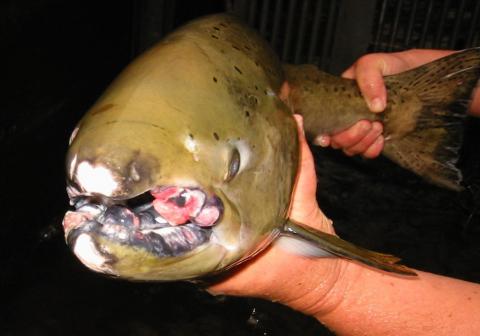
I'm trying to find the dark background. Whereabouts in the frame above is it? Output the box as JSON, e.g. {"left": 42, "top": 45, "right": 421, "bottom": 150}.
{"left": 2, "top": 1, "right": 480, "bottom": 335}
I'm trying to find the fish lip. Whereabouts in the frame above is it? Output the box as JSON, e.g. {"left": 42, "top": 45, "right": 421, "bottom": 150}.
{"left": 63, "top": 185, "right": 224, "bottom": 264}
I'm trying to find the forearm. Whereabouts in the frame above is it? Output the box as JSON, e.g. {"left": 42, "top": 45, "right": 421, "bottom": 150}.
{"left": 315, "top": 263, "right": 480, "bottom": 336}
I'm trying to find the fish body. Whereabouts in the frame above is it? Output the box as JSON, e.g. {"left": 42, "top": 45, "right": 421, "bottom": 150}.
{"left": 63, "top": 14, "right": 480, "bottom": 281}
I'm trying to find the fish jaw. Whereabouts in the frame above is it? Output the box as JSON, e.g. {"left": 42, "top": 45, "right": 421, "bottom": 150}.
{"left": 62, "top": 185, "right": 240, "bottom": 281}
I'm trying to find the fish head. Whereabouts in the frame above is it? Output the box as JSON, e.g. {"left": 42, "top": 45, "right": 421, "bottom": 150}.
{"left": 63, "top": 26, "right": 298, "bottom": 281}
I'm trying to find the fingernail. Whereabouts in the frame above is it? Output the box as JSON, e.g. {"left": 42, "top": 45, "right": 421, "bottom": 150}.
{"left": 314, "top": 135, "right": 330, "bottom": 147}
{"left": 369, "top": 98, "right": 385, "bottom": 112}
{"left": 293, "top": 114, "right": 305, "bottom": 135}
{"left": 205, "top": 288, "right": 223, "bottom": 296}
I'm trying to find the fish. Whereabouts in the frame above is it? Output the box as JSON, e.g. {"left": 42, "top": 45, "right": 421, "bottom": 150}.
{"left": 62, "top": 13, "right": 480, "bottom": 281}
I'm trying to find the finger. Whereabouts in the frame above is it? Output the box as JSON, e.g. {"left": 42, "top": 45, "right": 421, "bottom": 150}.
{"left": 469, "top": 87, "right": 480, "bottom": 117}
{"left": 293, "top": 114, "right": 306, "bottom": 144}
{"left": 362, "top": 135, "right": 384, "bottom": 159}
{"left": 292, "top": 114, "right": 318, "bottom": 206}
{"left": 293, "top": 114, "right": 315, "bottom": 176}
{"left": 343, "top": 122, "right": 383, "bottom": 156}
{"left": 330, "top": 120, "right": 372, "bottom": 149}
{"left": 354, "top": 55, "right": 388, "bottom": 113}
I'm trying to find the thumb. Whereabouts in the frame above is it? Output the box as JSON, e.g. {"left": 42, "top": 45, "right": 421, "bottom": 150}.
{"left": 343, "top": 55, "right": 389, "bottom": 113}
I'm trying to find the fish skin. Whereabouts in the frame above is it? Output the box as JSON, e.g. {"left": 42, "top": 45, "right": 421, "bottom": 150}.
{"left": 63, "top": 13, "right": 480, "bottom": 281}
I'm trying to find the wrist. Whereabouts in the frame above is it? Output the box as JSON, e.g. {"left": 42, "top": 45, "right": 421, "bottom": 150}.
{"left": 271, "top": 212, "right": 346, "bottom": 315}
{"left": 279, "top": 257, "right": 349, "bottom": 317}
{"left": 309, "top": 260, "right": 365, "bottom": 321}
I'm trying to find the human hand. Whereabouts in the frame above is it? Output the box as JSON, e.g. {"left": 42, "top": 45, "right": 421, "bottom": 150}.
{"left": 320, "top": 52, "right": 412, "bottom": 158}
{"left": 208, "top": 115, "right": 347, "bottom": 317}
{"left": 325, "top": 52, "right": 410, "bottom": 158}
{"left": 322, "top": 49, "right": 461, "bottom": 158}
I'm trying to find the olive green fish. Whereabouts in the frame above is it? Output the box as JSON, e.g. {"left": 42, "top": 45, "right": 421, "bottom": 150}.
{"left": 62, "top": 14, "right": 480, "bottom": 281}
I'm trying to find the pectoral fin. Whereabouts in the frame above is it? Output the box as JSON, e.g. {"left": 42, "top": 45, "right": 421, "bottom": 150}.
{"left": 282, "top": 219, "right": 417, "bottom": 276}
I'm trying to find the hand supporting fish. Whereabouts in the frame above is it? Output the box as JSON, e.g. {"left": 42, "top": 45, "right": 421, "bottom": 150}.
{"left": 63, "top": 14, "right": 480, "bottom": 281}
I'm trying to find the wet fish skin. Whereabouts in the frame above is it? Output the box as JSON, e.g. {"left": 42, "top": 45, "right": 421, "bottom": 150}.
{"left": 62, "top": 13, "right": 480, "bottom": 281}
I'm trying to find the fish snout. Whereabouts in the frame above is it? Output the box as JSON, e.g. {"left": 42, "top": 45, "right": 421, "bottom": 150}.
{"left": 67, "top": 151, "right": 159, "bottom": 199}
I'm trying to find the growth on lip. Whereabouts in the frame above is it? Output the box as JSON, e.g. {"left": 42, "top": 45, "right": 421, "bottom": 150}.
{"left": 64, "top": 185, "right": 224, "bottom": 263}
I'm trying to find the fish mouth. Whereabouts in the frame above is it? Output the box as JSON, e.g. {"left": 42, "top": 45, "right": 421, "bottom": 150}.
{"left": 63, "top": 185, "right": 224, "bottom": 274}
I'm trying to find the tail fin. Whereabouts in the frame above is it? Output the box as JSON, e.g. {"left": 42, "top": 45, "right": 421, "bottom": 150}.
{"left": 383, "top": 48, "right": 480, "bottom": 191}
{"left": 283, "top": 220, "right": 416, "bottom": 276}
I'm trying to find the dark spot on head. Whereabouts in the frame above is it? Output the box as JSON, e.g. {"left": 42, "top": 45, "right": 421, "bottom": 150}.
{"left": 213, "top": 77, "right": 218, "bottom": 83}
{"left": 213, "top": 132, "right": 219, "bottom": 141}
{"left": 255, "top": 85, "right": 259, "bottom": 90}
{"left": 189, "top": 133, "right": 194, "bottom": 139}
{"left": 234, "top": 66, "right": 242, "bottom": 74}
{"left": 220, "top": 22, "right": 227, "bottom": 27}
{"left": 213, "top": 26, "right": 220, "bottom": 30}
{"left": 244, "top": 45, "right": 250, "bottom": 51}
{"left": 91, "top": 103, "right": 115, "bottom": 116}
{"left": 232, "top": 45, "right": 241, "bottom": 51}
{"left": 211, "top": 34, "right": 219, "bottom": 39}
{"left": 245, "top": 110, "right": 250, "bottom": 117}
{"left": 333, "top": 87, "right": 338, "bottom": 92}
{"left": 255, "top": 61, "right": 260, "bottom": 67}
{"left": 264, "top": 90, "right": 268, "bottom": 95}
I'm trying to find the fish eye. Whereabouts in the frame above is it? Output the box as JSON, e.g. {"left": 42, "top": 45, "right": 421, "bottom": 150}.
{"left": 225, "top": 148, "right": 241, "bottom": 182}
